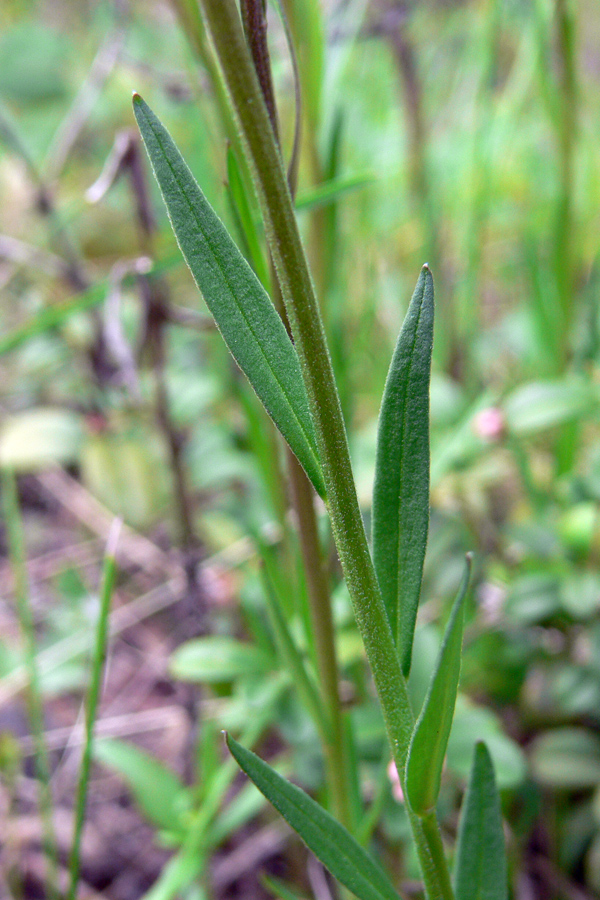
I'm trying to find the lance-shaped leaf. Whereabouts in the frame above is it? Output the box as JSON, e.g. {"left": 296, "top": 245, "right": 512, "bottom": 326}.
{"left": 454, "top": 742, "right": 508, "bottom": 900}
{"left": 133, "top": 94, "right": 325, "bottom": 498}
{"left": 372, "top": 266, "right": 434, "bottom": 675}
{"left": 226, "top": 735, "right": 402, "bottom": 900}
{"left": 405, "top": 555, "right": 471, "bottom": 816}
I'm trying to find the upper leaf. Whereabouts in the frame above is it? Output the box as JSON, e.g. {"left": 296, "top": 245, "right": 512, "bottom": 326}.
{"left": 454, "top": 742, "right": 508, "bottom": 900}
{"left": 227, "top": 735, "right": 402, "bottom": 900}
{"left": 372, "top": 265, "right": 434, "bottom": 675}
{"left": 405, "top": 555, "right": 471, "bottom": 815}
{"left": 133, "top": 94, "right": 325, "bottom": 498}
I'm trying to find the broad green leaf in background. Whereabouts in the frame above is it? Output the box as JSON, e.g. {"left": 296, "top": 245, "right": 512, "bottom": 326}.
{"left": 170, "top": 636, "right": 274, "bottom": 684}
{"left": 503, "top": 378, "right": 597, "bottom": 435}
{"left": 133, "top": 95, "right": 325, "bottom": 499}
{"left": 94, "top": 739, "right": 190, "bottom": 835}
{"left": 0, "top": 408, "right": 84, "bottom": 472}
{"left": 226, "top": 735, "right": 402, "bottom": 900}
{"left": 372, "top": 265, "right": 434, "bottom": 675}
{"left": 447, "top": 697, "right": 527, "bottom": 790}
{"left": 530, "top": 728, "right": 600, "bottom": 789}
{"left": 406, "top": 556, "right": 471, "bottom": 815}
{"left": 454, "top": 742, "right": 508, "bottom": 900}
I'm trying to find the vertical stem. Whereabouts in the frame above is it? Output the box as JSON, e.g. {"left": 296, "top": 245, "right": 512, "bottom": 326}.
{"left": 198, "top": 2, "right": 453, "bottom": 896}
{"left": 455, "top": 0, "right": 501, "bottom": 390}
{"left": 420, "top": 811, "right": 454, "bottom": 900}
{"left": 2, "top": 470, "right": 60, "bottom": 900}
{"left": 67, "top": 521, "right": 120, "bottom": 900}
{"left": 173, "top": 0, "right": 292, "bottom": 531}
{"left": 239, "top": 0, "right": 351, "bottom": 827}
{"left": 380, "top": 3, "right": 452, "bottom": 374}
{"left": 287, "top": 452, "right": 351, "bottom": 827}
{"left": 554, "top": 0, "right": 576, "bottom": 340}
{"left": 554, "top": 0, "right": 577, "bottom": 474}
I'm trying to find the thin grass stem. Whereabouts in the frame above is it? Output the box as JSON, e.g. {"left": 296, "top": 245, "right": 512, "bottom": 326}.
{"left": 2, "top": 469, "right": 60, "bottom": 900}
{"left": 66, "top": 518, "right": 121, "bottom": 900}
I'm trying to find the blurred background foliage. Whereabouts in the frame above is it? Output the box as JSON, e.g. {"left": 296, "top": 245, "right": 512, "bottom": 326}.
{"left": 1, "top": 0, "right": 600, "bottom": 898}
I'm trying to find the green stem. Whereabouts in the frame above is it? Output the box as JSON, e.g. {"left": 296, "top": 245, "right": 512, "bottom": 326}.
{"left": 385, "top": 13, "right": 450, "bottom": 372}
{"left": 554, "top": 0, "right": 576, "bottom": 341}
{"left": 67, "top": 519, "right": 120, "bottom": 900}
{"left": 197, "top": 2, "right": 453, "bottom": 896}
{"left": 238, "top": 2, "right": 352, "bottom": 829}
{"left": 2, "top": 469, "right": 60, "bottom": 900}
{"left": 287, "top": 451, "right": 352, "bottom": 828}
{"left": 143, "top": 675, "right": 288, "bottom": 900}
{"left": 420, "top": 811, "right": 454, "bottom": 900}
{"left": 554, "top": 0, "right": 578, "bottom": 475}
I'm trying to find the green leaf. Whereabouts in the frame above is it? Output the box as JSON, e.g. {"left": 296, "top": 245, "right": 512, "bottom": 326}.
{"left": 447, "top": 697, "right": 526, "bottom": 790}
{"left": 133, "top": 94, "right": 325, "bottom": 498}
{"left": 406, "top": 556, "right": 471, "bottom": 815}
{"left": 262, "top": 873, "right": 310, "bottom": 900}
{"left": 225, "top": 146, "right": 269, "bottom": 288}
{"left": 530, "top": 728, "right": 600, "bottom": 789}
{"left": 0, "top": 408, "right": 84, "bottom": 472}
{"left": 372, "top": 266, "right": 434, "bottom": 675}
{"left": 94, "top": 739, "right": 190, "bottom": 834}
{"left": 503, "top": 378, "right": 596, "bottom": 435}
{"left": 454, "top": 742, "right": 508, "bottom": 900}
{"left": 170, "top": 636, "right": 273, "bottom": 684}
{"left": 260, "top": 568, "right": 329, "bottom": 741}
{"left": 226, "top": 735, "right": 401, "bottom": 900}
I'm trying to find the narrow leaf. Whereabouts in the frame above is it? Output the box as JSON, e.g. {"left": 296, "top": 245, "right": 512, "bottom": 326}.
{"left": 225, "top": 146, "right": 269, "bottom": 288}
{"left": 133, "top": 94, "right": 325, "bottom": 498}
{"left": 454, "top": 742, "right": 508, "bottom": 900}
{"left": 226, "top": 735, "right": 401, "bottom": 900}
{"left": 405, "top": 555, "right": 471, "bottom": 816}
{"left": 94, "top": 739, "right": 189, "bottom": 834}
{"left": 372, "top": 265, "right": 434, "bottom": 675}
{"left": 260, "top": 567, "right": 330, "bottom": 742}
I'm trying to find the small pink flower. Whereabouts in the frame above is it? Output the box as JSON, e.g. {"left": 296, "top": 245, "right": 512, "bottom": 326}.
{"left": 472, "top": 407, "right": 505, "bottom": 441}
{"left": 387, "top": 760, "right": 404, "bottom": 803}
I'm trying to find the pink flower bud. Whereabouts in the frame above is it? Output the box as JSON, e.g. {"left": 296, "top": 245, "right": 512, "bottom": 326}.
{"left": 472, "top": 407, "right": 505, "bottom": 441}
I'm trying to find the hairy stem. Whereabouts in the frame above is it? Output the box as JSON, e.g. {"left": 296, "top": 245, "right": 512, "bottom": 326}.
{"left": 198, "top": 1, "right": 453, "bottom": 896}
{"left": 238, "top": 1, "right": 351, "bottom": 827}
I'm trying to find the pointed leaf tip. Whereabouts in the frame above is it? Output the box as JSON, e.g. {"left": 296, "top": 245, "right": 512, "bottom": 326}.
{"left": 227, "top": 735, "right": 401, "bottom": 900}
{"left": 454, "top": 742, "right": 508, "bottom": 900}
{"left": 133, "top": 97, "right": 325, "bottom": 498}
{"left": 372, "top": 267, "right": 434, "bottom": 674}
{"left": 405, "top": 556, "right": 471, "bottom": 815}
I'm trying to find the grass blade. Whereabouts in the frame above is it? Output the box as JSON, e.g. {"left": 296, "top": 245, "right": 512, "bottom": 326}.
{"left": 67, "top": 519, "right": 120, "bottom": 900}
{"left": 260, "top": 567, "right": 331, "bottom": 743}
{"left": 2, "top": 469, "right": 60, "bottom": 900}
{"left": 142, "top": 676, "right": 288, "bottom": 900}
{"left": 227, "top": 735, "right": 401, "bottom": 900}
{"left": 454, "top": 742, "right": 508, "bottom": 900}
{"left": 94, "top": 739, "right": 189, "bottom": 834}
{"left": 406, "top": 555, "right": 471, "bottom": 816}
{"left": 225, "top": 146, "right": 269, "bottom": 288}
{"left": 372, "top": 265, "right": 434, "bottom": 674}
{"left": 132, "top": 94, "right": 325, "bottom": 498}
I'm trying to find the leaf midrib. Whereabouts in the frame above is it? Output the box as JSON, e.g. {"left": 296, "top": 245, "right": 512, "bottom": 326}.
{"left": 142, "top": 106, "right": 322, "bottom": 484}
{"left": 394, "top": 279, "right": 427, "bottom": 625}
